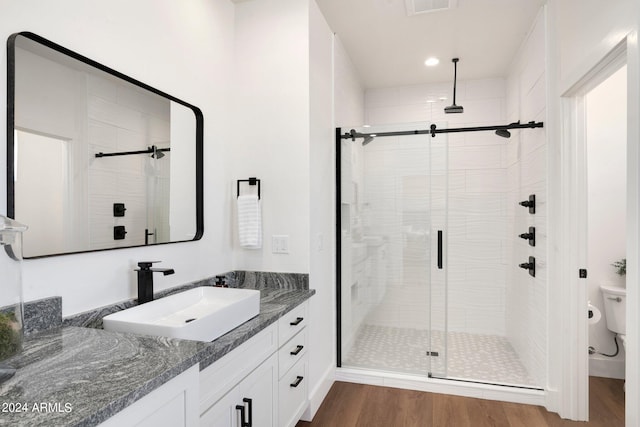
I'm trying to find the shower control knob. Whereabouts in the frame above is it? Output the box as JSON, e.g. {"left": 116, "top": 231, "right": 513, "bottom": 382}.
{"left": 519, "top": 194, "right": 536, "bottom": 214}
{"left": 518, "top": 227, "right": 536, "bottom": 246}
{"left": 519, "top": 256, "right": 536, "bottom": 277}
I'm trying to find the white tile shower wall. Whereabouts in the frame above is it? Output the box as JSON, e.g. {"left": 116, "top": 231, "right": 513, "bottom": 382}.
{"left": 363, "top": 78, "right": 508, "bottom": 335}
{"left": 505, "top": 9, "right": 547, "bottom": 387}
{"left": 87, "top": 76, "right": 170, "bottom": 249}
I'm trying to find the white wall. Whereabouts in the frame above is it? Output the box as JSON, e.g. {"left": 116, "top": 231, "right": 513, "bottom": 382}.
{"left": 305, "top": 1, "right": 336, "bottom": 419}
{"left": 230, "top": 0, "right": 310, "bottom": 273}
{"left": 230, "top": 1, "right": 339, "bottom": 420}
{"left": 0, "top": 0, "right": 236, "bottom": 316}
{"left": 504, "top": 8, "right": 548, "bottom": 388}
{"left": 586, "top": 66, "right": 627, "bottom": 378}
{"left": 334, "top": 37, "right": 364, "bottom": 128}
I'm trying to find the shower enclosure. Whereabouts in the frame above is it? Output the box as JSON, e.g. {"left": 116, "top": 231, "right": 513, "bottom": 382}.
{"left": 337, "top": 122, "right": 543, "bottom": 388}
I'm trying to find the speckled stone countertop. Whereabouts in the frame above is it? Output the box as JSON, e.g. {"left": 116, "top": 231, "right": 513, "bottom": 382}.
{"left": 0, "top": 287, "right": 314, "bottom": 427}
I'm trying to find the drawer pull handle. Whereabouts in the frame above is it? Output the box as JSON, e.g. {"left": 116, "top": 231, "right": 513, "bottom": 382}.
{"left": 290, "top": 345, "right": 304, "bottom": 356}
{"left": 290, "top": 317, "right": 304, "bottom": 326}
{"left": 290, "top": 376, "right": 304, "bottom": 388}
{"left": 235, "top": 398, "right": 252, "bottom": 427}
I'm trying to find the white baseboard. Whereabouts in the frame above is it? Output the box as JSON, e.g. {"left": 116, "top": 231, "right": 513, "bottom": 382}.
{"left": 589, "top": 356, "right": 625, "bottom": 379}
{"left": 300, "top": 364, "right": 335, "bottom": 422}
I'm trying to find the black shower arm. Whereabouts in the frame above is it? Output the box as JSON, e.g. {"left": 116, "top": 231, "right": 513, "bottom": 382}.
{"left": 342, "top": 121, "right": 544, "bottom": 140}
{"left": 95, "top": 145, "right": 170, "bottom": 158}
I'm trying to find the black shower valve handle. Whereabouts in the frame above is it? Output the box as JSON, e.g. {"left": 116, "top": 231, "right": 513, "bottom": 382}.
{"left": 518, "top": 226, "right": 536, "bottom": 246}
{"left": 519, "top": 194, "right": 536, "bottom": 214}
{"left": 519, "top": 256, "right": 536, "bottom": 277}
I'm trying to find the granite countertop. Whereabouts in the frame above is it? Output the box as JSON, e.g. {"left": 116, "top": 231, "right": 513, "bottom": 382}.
{"left": 0, "top": 286, "right": 314, "bottom": 427}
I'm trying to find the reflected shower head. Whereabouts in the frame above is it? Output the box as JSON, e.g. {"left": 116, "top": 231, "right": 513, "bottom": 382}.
{"left": 445, "top": 58, "right": 464, "bottom": 114}
{"left": 362, "top": 135, "right": 375, "bottom": 146}
{"left": 151, "top": 145, "right": 165, "bottom": 159}
{"left": 495, "top": 129, "right": 511, "bottom": 138}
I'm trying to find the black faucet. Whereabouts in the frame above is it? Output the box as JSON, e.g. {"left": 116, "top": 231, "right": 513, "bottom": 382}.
{"left": 136, "top": 261, "right": 175, "bottom": 304}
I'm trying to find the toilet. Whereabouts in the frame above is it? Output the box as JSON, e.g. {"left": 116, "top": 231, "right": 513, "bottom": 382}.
{"left": 600, "top": 285, "right": 627, "bottom": 352}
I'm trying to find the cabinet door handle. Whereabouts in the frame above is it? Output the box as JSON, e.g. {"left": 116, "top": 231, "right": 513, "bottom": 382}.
{"left": 290, "top": 345, "right": 304, "bottom": 355}
{"left": 437, "top": 230, "right": 443, "bottom": 269}
{"left": 290, "top": 375, "right": 304, "bottom": 388}
{"left": 235, "top": 398, "right": 252, "bottom": 427}
{"left": 290, "top": 317, "right": 304, "bottom": 326}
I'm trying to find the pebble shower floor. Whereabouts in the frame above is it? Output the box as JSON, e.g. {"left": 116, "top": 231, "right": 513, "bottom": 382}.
{"left": 343, "top": 324, "right": 538, "bottom": 387}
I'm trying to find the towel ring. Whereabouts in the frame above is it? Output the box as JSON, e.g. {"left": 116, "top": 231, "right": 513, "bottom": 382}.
{"left": 237, "top": 177, "right": 261, "bottom": 199}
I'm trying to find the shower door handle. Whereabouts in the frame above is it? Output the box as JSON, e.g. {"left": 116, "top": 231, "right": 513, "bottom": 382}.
{"left": 437, "top": 230, "right": 443, "bottom": 269}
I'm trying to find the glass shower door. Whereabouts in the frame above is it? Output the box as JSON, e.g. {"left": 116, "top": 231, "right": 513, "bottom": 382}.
{"left": 338, "top": 123, "right": 447, "bottom": 378}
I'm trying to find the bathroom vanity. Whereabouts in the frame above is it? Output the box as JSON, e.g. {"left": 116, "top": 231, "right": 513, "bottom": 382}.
{"left": 0, "top": 281, "right": 314, "bottom": 427}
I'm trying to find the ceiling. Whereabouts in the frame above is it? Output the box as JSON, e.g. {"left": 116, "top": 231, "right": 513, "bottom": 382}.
{"left": 315, "top": 0, "right": 546, "bottom": 89}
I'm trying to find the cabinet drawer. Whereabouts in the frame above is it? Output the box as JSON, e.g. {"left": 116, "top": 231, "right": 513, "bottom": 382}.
{"left": 278, "top": 302, "right": 308, "bottom": 346}
{"left": 278, "top": 328, "right": 307, "bottom": 379}
{"left": 278, "top": 357, "right": 308, "bottom": 427}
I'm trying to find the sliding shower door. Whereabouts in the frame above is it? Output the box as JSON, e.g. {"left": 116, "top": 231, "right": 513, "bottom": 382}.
{"left": 338, "top": 123, "right": 448, "bottom": 378}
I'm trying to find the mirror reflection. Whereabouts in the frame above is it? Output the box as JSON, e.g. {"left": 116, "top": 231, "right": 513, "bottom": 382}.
{"left": 8, "top": 33, "right": 203, "bottom": 258}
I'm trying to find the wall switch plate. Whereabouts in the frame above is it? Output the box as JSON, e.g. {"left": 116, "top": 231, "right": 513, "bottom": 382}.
{"left": 272, "top": 235, "right": 289, "bottom": 254}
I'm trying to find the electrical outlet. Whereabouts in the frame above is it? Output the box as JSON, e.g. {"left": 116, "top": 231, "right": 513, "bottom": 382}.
{"left": 272, "top": 235, "right": 289, "bottom": 254}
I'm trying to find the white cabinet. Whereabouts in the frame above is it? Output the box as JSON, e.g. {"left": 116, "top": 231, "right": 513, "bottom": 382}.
{"left": 200, "top": 301, "right": 310, "bottom": 427}
{"left": 278, "top": 357, "right": 307, "bottom": 427}
{"left": 276, "top": 305, "right": 309, "bottom": 427}
{"left": 99, "top": 364, "right": 199, "bottom": 427}
{"left": 200, "top": 353, "right": 277, "bottom": 427}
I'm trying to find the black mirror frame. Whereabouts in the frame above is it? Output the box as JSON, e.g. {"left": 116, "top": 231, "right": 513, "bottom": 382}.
{"left": 6, "top": 31, "right": 204, "bottom": 258}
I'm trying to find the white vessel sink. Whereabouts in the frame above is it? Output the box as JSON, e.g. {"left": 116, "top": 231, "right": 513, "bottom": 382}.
{"left": 103, "top": 287, "right": 260, "bottom": 342}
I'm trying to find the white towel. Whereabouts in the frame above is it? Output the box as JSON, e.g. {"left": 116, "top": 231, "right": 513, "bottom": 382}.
{"left": 237, "top": 194, "right": 262, "bottom": 249}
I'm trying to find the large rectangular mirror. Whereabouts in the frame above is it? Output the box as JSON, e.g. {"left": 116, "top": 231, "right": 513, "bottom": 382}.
{"left": 7, "top": 32, "right": 203, "bottom": 258}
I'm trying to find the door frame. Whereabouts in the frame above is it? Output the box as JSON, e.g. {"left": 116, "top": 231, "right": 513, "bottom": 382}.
{"left": 555, "top": 33, "right": 639, "bottom": 423}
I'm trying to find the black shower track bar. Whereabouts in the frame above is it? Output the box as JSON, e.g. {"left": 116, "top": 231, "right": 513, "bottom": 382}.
{"left": 341, "top": 120, "right": 544, "bottom": 140}
{"left": 95, "top": 145, "right": 170, "bottom": 158}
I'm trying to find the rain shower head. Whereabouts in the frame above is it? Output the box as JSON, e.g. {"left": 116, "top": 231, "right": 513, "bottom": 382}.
{"left": 444, "top": 104, "right": 464, "bottom": 114}
{"left": 445, "top": 58, "right": 463, "bottom": 114}
{"left": 362, "top": 135, "right": 375, "bottom": 146}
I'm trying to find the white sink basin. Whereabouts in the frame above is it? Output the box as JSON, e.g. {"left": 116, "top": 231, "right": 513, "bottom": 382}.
{"left": 103, "top": 287, "right": 260, "bottom": 342}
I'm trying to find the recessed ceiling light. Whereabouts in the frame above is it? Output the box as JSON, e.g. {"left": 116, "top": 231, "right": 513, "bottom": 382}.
{"left": 424, "top": 57, "right": 440, "bottom": 67}
{"left": 426, "top": 99, "right": 437, "bottom": 103}
{"left": 439, "top": 96, "right": 448, "bottom": 101}
{"left": 362, "top": 124, "right": 371, "bottom": 128}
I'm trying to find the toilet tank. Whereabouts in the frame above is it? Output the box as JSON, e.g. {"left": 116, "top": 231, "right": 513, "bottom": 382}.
{"left": 600, "top": 285, "right": 626, "bottom": 335}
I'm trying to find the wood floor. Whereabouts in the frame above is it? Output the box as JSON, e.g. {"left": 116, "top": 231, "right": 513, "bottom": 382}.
{"left": 296, "top": 376, "right": 625, "bottom": 427}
